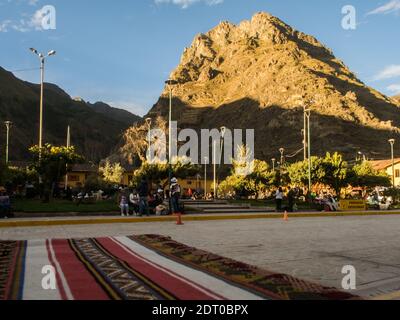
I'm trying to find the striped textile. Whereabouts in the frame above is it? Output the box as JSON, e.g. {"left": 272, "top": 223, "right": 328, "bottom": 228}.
{"left": 0, "top": 235, "right": 359, "bottom": 300}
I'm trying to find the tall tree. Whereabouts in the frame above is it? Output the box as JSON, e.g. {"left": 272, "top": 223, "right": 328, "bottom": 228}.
{"left": 121, "top": 116, "right": 167, "bottom": 164}
{"left": 29, "top": 144, "right": 84, "bottom": 201}
{"left": 321, "top": 152, "right": 348, "bottom": 196}
{"left": 349, "top": 161, "right": 391, "bottom": 189}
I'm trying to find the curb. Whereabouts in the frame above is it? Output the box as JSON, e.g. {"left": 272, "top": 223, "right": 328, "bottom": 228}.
{"left": 1, "top": 210, "right": 400, "bottom": 228}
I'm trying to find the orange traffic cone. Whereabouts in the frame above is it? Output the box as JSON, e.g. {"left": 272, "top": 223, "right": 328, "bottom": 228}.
{"left": 175, "top": 212, "right": 184, "bottom": 225}
{"left": 283, "top": 211, "right": 289, "bottom": 222}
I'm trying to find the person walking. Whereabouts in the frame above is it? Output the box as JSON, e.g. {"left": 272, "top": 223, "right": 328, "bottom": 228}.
{"left": 275, "top": 187, "right": 284, "bottom": 212}
{"left": 170, "top": 177, "right": 181, "bottom": 214}
{"left": 138, "top": 178, "right": 150, "bottom": 217}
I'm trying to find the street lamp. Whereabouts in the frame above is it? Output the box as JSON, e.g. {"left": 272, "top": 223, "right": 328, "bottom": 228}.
{"left": 214, "top": 126, "right": 226, "bottom": 200}
{"left": 65, "top": 125, "right": 71, "bottom": 191}
{"left": 4, "top": 121, "right": 12, "bottom": 165}
{"left": 303, "top": 106, "right": 307, "bottom": 161}
{"left": 165, "top": 79, "right": 178, "bottom": 163}
{"left": 204, "top": 156, "right": 209, "bottom": 199}
{"left": 389, "top": 139, "right": 396, "bottom": 188}
{"left": 29, "top": 48, "right": 56, "bottom": 159}
{"left": 279, "top": 148, "right": 285, "bottom": 166}
{"left": 305, "top": 107, "right": 312, "bottom": 197}
{"left": 165, "top": 79, "right": 178, "bottom": 213}
{"left": 145, "top": 117, "right": 152, "bottom": 163}
{"left": 357, "top": 151, "right": 366, "bottom": 162}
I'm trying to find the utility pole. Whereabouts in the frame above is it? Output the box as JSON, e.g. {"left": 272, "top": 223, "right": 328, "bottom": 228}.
{"left": 4, "top": 121, "right": 12, "bottom": 165}
{"left": 213, "top": 140, "right": 217, "bottom": 200}
{"left": 216, "top": 127, "right": 226, "bottom": 200}
{"left": 305, "top": 108, "right": 312, "bottom": 196}
{"left": 165, "top": 79, "right": 178, "bottom": 214}
{"left": 29, "top": 48, "right": 56, "bottom": 159}
{"left": 303, "top": 105, "right": 308, "bottom": 161}
{"left": 204, "top": 157, "right": 208, "bottom": 199}
{"left": 65, "top": 125, "right": 70, "bottom": 191}
{"left": 389, "top": 139, "right": 396, "bottom": 188}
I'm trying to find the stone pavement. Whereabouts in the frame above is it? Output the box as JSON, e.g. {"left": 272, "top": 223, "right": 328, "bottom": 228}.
{"left": 1, "top": 215, "right": 399, "bottom": 299}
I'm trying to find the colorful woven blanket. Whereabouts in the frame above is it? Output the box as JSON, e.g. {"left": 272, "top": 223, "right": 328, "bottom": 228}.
{"left": 0, "top": 235, "right": 358, "bottom": 300}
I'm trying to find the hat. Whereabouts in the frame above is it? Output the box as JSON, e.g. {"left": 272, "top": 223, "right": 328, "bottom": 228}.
{"left": 171, "top": 177, "right": 178, "bottom": 183}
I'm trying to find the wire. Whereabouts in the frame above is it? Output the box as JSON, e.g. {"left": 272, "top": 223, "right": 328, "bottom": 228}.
{"left": 286, "top": 147, "right": 305, "bottom": 158}
{"left": 9, "top": 67, "right": 40, "bottom": 73}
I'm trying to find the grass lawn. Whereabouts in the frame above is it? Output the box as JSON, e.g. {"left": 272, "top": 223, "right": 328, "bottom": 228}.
{"left": 12, "top": 198, "right": 118, "bottom": 213}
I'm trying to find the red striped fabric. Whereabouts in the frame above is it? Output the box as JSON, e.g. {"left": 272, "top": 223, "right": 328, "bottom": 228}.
{"left": 97, "top": 237, "right": 223, "bottom": 300}
{"left": 51, "top": 239, "right": 109, "bottom": 300}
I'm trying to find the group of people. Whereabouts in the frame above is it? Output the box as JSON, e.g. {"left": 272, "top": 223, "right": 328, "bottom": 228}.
{"left": 274, "top": 186, "right": 297, "bottom": 212}
{"left": 275, "top": 187, "right": 342, "bottom": 212}
{"left": 117, "top": 177, "right": 182, "bottom": 217}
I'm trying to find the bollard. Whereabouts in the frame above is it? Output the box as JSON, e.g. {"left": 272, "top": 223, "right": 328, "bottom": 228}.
{"left": 283, "top": 211, "right": 289, "bottom": 222}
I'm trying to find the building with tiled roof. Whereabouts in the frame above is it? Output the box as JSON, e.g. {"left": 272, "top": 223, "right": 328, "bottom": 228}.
{"left": 369, "top": 158, "right": 400, "bottom": 187}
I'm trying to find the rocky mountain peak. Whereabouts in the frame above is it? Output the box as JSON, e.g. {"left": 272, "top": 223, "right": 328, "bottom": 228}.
{"left": 151, "top": 12, "right": 400, "bottom": 160}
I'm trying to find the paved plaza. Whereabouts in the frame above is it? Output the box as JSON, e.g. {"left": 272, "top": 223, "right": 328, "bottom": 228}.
{"left": 1, "top": 215, "right": 400, "bottom": 299}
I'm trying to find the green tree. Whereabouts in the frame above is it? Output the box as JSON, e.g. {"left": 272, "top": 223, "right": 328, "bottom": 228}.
{"left": 349, "top": 161, "right": 391, "bottom": 189}
{"left": 321, "top": 152, "right": 349, "bottom": 195}
{"left": 29, "top": 144, "right": 84, "bottom": 201}
{"left": 132, "top": 157, "right": 199, "bottom": 188}
{"left": 287, "top": 156, "right": 325, "bottom": 187}
{"left": 218, "top": 158, "right": 274, "bottom": 199}
{"left": 99, "top": 161, "right": 125, "bottom": 185}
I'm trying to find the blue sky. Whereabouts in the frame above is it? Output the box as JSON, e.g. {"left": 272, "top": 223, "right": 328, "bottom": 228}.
{"left": 0, "top": 0, "right": 399, "bottom": 116}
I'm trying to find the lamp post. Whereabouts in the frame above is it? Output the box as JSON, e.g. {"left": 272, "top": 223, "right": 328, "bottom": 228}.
{"left": 305, "top": 108, "right": 312, "bottom": 196}
{"left": 389, "top": 139, "right": 396, "bottom": 188}
{"left": 303, "top": 106, "right": 308, "bottom": 161}
{"left": 29, "top": 48, "right": 56, "bottom": 159}
{"left": 272, "top": 158, "right": 276, "bottom": 171}
{"left": 279, "top": 148, "right": 285, "bottom": 167}
{"left": 4, "top": 121, "right": 12, "bottom": 165}
{"left": 165, "top": 79, "right": 178, "bottom": 214}
{"left": 357, "top": 151, "right": 366, "bottom": 162}
{"left": 213, "top": 127, "right": 226, "bottom": 200}
{"left": 145, "top": 117, "right": 152, "bottom": 163}
{"left": 204, "top": 156, "right": 208, "bottom": 199}
{"left": 213, "top": 140, "right": 217, "bottom": 200}
{"left": 216, "top": 126, "right": 227, "bottom": 199}
{"left": 64, "top": 125, "right": 70, "bottom": 191}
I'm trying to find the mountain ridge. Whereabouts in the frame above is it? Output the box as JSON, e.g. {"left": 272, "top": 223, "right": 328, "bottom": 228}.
{"left": 147, "top": 12, "right": 400, "bottom": 160}
{"left": 0, "top": 67, "right": 142, "bottom": 162}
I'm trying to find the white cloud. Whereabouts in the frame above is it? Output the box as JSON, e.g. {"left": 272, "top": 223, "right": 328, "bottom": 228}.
{"left": 367, "top": 0, "right": 400, "bottom": 15}
{"left": 155, "top": 0, "right": 223, "bottom": 9}
{"left": 374, "top": 65, "right": 400, "bottom": 80}
{"left": 2, "top": 7, "right": 48, "bottom": 32}
{"left": 0, "top": 20, "right": 11, "bottom": 32}
{"left": 29, "top": 8, "right": 45, "bottom": 30}
{"left": 387, "top": 84, "right": 400, "bottom": 94}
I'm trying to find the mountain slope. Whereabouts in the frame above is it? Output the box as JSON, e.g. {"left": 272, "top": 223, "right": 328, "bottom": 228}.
{"left": 0, "top": 67, "right": 142, "bottom": 162}
{"left": 148, "top": 12, "right": 400, "bottom": 160}
{"left": 88, "top": 102, "right": 141, "bottom": 127}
